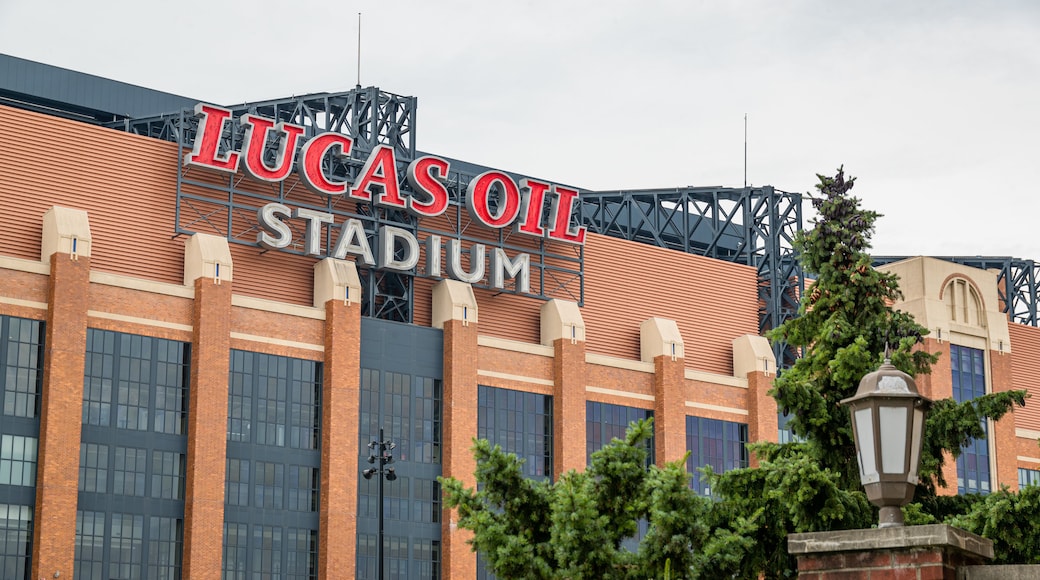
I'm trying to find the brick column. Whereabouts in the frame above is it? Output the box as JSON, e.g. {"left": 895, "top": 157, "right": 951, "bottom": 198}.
{"left": 991, "top": 347, "right": 1018, "bottom": 491}
{"left": 182, "top": 278, "right": 232, "bottom": 578}
{"left": 553, "top": 338, "right": 587, "bottom": 478}
{"left": 746, "top": 370, "right": 777, "bottom": 467}
{"left": 442, "top": 317, "right": 479, "bottom": 580}
{"left": 318, "top": 298, "right": 362, "bottom": 578}
{"left": 653, "top": 355, "right": 686, "bottom": 466}
{"left": 789, "top": 524, "right": 992, "bottom": 579}
{"left": 32, "top": 252, "right": 89, "bottom": 580}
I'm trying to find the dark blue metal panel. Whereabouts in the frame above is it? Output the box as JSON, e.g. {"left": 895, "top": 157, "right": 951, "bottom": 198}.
{"left": 0, "top": 53, "right": 198, "bottom": 122}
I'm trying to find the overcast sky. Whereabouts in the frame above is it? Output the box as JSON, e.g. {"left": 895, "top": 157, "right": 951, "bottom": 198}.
{"left": 2, "top": 0, "right": 1038, "bottom": 260}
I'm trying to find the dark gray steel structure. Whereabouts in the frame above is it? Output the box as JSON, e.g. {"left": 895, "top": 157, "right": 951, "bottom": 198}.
{"left": 4, "top": 53, "right": 1039, "bottom": 363}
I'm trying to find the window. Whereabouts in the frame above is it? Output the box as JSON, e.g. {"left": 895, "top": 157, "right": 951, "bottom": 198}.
{"left": 586, "top": 401, "right": 653, "bottom": 466}
{"left": 951, "top": 345, "right": 991, "bottom": 494}
{"left": 477, "top": 386, "right": 553, "bottom": 580}
{"left": 1019, "top": 468, "right": 1040, "bottom": 488}
{"left": 356, "top": 319, "right": 443, "bottom": 580}
{"left": 478, "top": 386, "right": 553, "bottom": 480}
{"left": 0, "top": 315, "right": 43, "bottom": 580}
{"left": 77, "top": 329, "right": 189, "bottom": 580}
{"left": 223, "top": 350, "right": 320, "bottom": 580}
{"left": 686, "top": 416, "right": 748, "bottom": 496}
{"left": 0, "top": 504, "right": 32, "bottom": 580}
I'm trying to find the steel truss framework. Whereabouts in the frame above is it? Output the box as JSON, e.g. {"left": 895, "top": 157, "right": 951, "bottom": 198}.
{"left": 107, "top": 87, "right": 1040, "bottom": 351}
{"left": 874, "top": 256, "right": 1040, "bottom": 327}
{"left": 113, "top": 87, "right": 583, "bottom": 323}
{"left": 578, "top": 186, "right": 804, "bottom": 367}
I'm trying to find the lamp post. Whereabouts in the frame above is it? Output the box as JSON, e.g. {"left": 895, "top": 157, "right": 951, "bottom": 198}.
{"left": 841, "top": 358, "right": 931, "bottom": 528}
{"left": 362, "top": 428, "right": 397, "bottom": 579}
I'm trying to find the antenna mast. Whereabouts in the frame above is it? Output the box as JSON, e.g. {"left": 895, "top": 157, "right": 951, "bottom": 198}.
{"left": 357, "top": 12, "right": 362, "bottom": 87}
{"left": 744, "top": 113, "right": 748, "bottom": 188}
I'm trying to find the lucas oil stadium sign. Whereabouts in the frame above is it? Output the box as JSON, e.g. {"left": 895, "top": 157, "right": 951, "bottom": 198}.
{"left": 180, "top": 103, "right": 587, "bottom": 296}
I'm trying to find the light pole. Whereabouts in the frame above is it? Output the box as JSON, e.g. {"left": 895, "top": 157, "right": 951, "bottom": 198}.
{"left": 841, "top": 358, "right": 931, "bottom": 528}
{"left": 362, "top": 427, "right": 397, "bottom": 580}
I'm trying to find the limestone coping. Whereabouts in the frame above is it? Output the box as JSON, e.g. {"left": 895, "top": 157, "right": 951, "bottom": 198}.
{"left": 788, "top": 524, "right": 993, "bottom": 560}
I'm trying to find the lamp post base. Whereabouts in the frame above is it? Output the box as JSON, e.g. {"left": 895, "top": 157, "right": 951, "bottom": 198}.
{"left": 877, "top": 506, "right": 904, "bottom": 528}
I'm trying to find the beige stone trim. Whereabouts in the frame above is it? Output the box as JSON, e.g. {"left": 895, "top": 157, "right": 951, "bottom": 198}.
{"left": 88, "top": 310, "right": 193, "bottom": 333}
{"left": 0, "top": 255, "right": 50, "bottom": 275}
{"left": 640, "top": 317, "right": 684, "bottom": 362}
{"left": 431, "top": 279, "right": 477, "bottom": 328}
{"left": 477, "top": 335, "right": 554, "bottom": 357}
{"left": 90, "top": 271, "right": 195, "bottom": 298}
{"left": 540, "top": 299, "right": 585, "bottom": 345}
{"left": 1017, "top": 456, "right": 1040, "bottom": 465}
{"left": 232, "top": 295, "right": 325, "bottom": 320}
{"left": 684, "top": 368, "right": 747, "bottom": 389}
{"left": 684, "top": 401, "right": 749, "bottom": 416}
{"left": 1016, "top": 428, "right": 1040, "bottom": 440}
{"left": 229, "top": 332, "right": 324, "bottom": 352}
{"left": 0, "top": 296, "right": 48, "bottom": 310}
{"left": 42, "top": 206, "right": 92, "bottom": 260}
{"left": 585, "top": 353, "right": 655, "bottom": 373}
{"left": 586, "top": 385, "right": 655, "bottom": 402}
{"left": 477, "top": 369, "right": 555, "bottom": 387}
{"left": 184, "top": 233, "right": 233, "bottom": 284}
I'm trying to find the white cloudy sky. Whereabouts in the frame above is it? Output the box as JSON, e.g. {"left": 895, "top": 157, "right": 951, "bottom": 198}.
{"left": 2, "top": 0, "right": 1038, "bottom": 260}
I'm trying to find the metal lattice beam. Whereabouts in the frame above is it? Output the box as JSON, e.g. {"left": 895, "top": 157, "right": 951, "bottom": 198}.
{"left": 107, "top": 86, "right": 417, "bottom": 162}
{"left": 874, "top": 256, "right": 1040, "bottom": 327}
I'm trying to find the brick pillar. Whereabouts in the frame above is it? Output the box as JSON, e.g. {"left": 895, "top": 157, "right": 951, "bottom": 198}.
{"left": 917, "top": 338, "right": 959, "bottom": 495}
{"left": 182, "top": 277, "right": 232, "bottom": 579}
{"left": 318, "top": 298, "right": 362, "bottom": 578}
{"left": 553, "top": 338, "right": 587, "bottom": 478}
{"left": 32, "top": 253, "right": 89, "bottom": 580}
{"left": 653, "top": 355, "right": 686, "bottom": 466}
{"left": 746, "top": 370, "right": 777, "bottom": 467}
{"left": 442, "top": 318, "right": 479, "bottom": 580}
{"left": 789, "top": 525, "right": 992, "bottom": 579}
{"left": 991, "top": 347, "right": 1018, "bottom": 491}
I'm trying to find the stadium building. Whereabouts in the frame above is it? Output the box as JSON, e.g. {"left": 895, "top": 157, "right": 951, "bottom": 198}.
{"left": 1, "top": 53, "right": 1039, "bottom": 579}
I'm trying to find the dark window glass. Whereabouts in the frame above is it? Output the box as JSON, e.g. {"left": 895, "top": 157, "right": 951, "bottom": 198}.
{"left": 77, "top": 329, "right": 188, "bottom": 580}
{"left": 0, "top": 434, "right": 37, "bottom": 487}
{"left": 1019, "top": 468, "right": 1040, "bottom": 488}
{"left": 585, "top": 401, "right": 653, "bottom": 466}
{"left": 478, "top": 386, "right": 553, "bottom": 481}
{"left": 0, "top": 315, "right": 43, "bottom": 579}
{"left": 686, "top": 416, "right": 748, "bottom": 496}
{"left": 951, "top": 345, "right": 991, "bottom": 494}
{"left": 0, "top": 504, "right": 32, "bottom": 580}
{"left": 224, "top": 350, "right": 320, "bottom": 579}
{"left": 2, "top": 316, "right": 43, "bottom": 419}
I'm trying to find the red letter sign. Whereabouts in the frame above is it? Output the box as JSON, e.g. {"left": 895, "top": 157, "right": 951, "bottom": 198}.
{"left": 516, "top": 178, "right": 551, "bottom": 237}
{"left": 405, "top": 156, "right": 450, "bottom": 218}
{"left": 547, "top": 185, "right": 587, "bottom": 244}
{"left": 184, "top": 104, "right": 239, "bottom": 172}
{"left": 350, "top": 145, "right": 404, "bottom": 208}
{"left": 239, "top": 114, "right": 305, "bottom": 183}
{"left": 466, "top": 171, "right": 520, "bottom": 229}
{"left": 298, "top": 132, "right": 353, "bottom": 196}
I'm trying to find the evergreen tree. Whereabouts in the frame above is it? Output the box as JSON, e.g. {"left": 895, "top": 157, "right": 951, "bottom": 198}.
{"left": 441, "top": 419, "right": 756, "bottom": 579}
{"left": 709, "top": 167, "right": 1026, "bottom": 577}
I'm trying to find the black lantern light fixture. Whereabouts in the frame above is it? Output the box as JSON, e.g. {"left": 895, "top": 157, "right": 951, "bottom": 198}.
{"left": 841, "top": 357, "right": 931, "bottom": 528}
{"left": 363, "top": 427, "right": 397, "bottom": 579}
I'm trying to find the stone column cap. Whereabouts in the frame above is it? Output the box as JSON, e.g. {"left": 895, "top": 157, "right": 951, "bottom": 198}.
{"left": 788, "top": 524, "right": 993, "bottom": 560}
{"left": 432, "top": 279, "right": 477, "bottom": 328}
{"left": 540, "top": 299, "right": 585, "bottom": 345}
{"left": 640, "top": 317, "right": 684, "bottom": 362}
{"left": 184, "top": 233, "right": 233, "bottom": 285}
{"left": 313, "top": 258, "right": 362, "bottom": 307}
{"left": 42, "top": 206, "right": 92, "bottom": 260}
{"left": 732, "top": 334, "right": 776, "bottom": 377}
